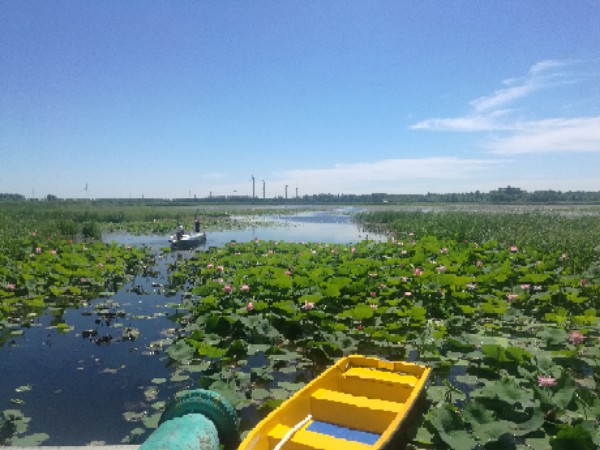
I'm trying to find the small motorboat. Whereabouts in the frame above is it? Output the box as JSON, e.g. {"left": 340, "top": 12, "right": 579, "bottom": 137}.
{"left": 238, "top": 355, "right": 431, "bottom": 450}
{"left": 168, "top": 231, "right": 207, "bottom": 249}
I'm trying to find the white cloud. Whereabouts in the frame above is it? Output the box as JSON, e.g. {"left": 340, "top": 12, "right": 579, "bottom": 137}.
{"left": 470, "top": 84, "right": 535, "bottom": 113}
{"left": 412, "top": 60, "right": 572, "bottom": 132}
{"left": 470, "top": 59, "right": 568, "bottom": 113}
{"left": 488, "top": 117, "right": 600, "bottom": 154}
{"left": 411, "top": 111, "right": 512, "bottom": 132}
{"left": 411, "top": 60, "right": 600, "bottom": 155}
{"left": 273, "top": 157, "right": 508, "bottom": 194}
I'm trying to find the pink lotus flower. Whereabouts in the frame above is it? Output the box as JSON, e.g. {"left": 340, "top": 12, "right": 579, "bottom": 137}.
{"left": 440, "top": 247, "right": 448, "bottom": 254}
{"left": 5, "top": 283, "right": 16, "bottom": 290}
{"left": 302, "top": 300, "right": 314, "bottom": 310}
{"left": 207, "top": 263, "right": 214, "bottom": 269}
{"left": 368, "top": 273, "right": 377, "bottom": 278}
{"left": 414, "top": 268, "right": 424, "bottom": 276}
{"left": 80, "top": 277, "right": 87, "bottom": 283}
{"left": 506, "top": 293, "right": 519, "bottom": 301}
{"left": 357, "top": 324, "right": 364, "bottom": 331}
{"left": 35, "top": 247, "right": 42, "bottom": 254}
{"left": 240, "top": 284, "right": 250, "bottom": 292}
{"left": 285, "top": 270, "right": 292, "bottom": 276}
{"left": 97, "top": 263, "right": 104, "bottom": 268}
{"left": 50, "top": 249, "right": 57, "bottom": 254}
{"left": 223, "top": 284, "right": 233, "bottom": 293}
{"left": 404, "top": 291, "right": 412, "bottom": 297}
{"left": 466, "top": 283, "right": 477, "bottom": 290}
{"left": 520, "top": 284, "right": 531, "bottom": 290}
{"left": 217, "top": 265, "right": 224, "bottom": 272}
{"left": 351, "top": 247, "right": 356, "bottom": 253}
{"left": 476, "top": 260, "right": 484, "bottom": 268}
{"left": 370, "top": 291, "right": 376, "bottom": 297}
{"left": 537, "top": 375, "right": 557, "bottom": 387}
{"left": 569, "top": 330, "right": 585, "bottom": 345}
{"left": 581, "top": 278, "right": 587, "bottom": 286}
{"left": 246, "top": 302, "right": 254, "bottom": 311}
{"left": 436, "top": 265, "right": 447, "bottom": 273}
{"left": 510, "top": 246, "right": 518, "bottom": 252}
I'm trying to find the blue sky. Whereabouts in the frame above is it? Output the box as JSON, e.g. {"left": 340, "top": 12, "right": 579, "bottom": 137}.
{"left": 1, "top": 1, "right": 599, "bottom": 199}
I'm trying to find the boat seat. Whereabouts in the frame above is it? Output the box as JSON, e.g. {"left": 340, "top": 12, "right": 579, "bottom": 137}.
{"left": 310, "top": 389, "right": 400, "bottom": 434}
{"left": 267, "top": 423, "right": 293, "bottom": 448}
{"left": 268, "top": 425, "right": 374, "bottom": 450}
{"left": 344, "top": 367, "right": 419, "bottom": 386}
{"left": 342, "top": 367, "right": 418, "bottom": 403}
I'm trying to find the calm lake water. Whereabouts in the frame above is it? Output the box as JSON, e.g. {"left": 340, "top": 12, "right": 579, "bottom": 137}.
{"left": 0, "top": 210, "right": 385, "bottom": 446}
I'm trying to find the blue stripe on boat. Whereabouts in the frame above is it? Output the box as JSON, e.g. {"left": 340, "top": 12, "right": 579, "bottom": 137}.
{"left": 306, "top": 420, "right": 380, "bottom": 445}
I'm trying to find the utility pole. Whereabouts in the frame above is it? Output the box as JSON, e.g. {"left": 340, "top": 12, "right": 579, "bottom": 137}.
{"left": 262, "top": 180, "right": 265, "bottom": 199}
{"left": 285, "top": 185, "right": 288, "bottom": 200}
{"left": 251, "top": 175, "right": 255, "bottom": 199}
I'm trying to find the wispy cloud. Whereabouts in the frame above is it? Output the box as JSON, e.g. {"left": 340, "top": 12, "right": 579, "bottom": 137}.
{"left": 470, "top": 59, "right": 567, "bottom": 113}
{"left": 488, "top": 117, "right": 600, "bottom": 154}
{"left": 411, "top": 60, "right": 600, "bottom": 154}
{"left": 411, "top": 110, "right": 512, "bottom": 132}
{"left": 271, "top": 157, "right": 507, "bottom": 194}
{"left": 412, "top": 60, "right": 568, "bottom": 131}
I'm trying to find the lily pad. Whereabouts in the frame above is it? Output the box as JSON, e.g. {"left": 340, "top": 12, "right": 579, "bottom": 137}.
{"left": 10, "top": 432, "right": 50, "bottom": 446}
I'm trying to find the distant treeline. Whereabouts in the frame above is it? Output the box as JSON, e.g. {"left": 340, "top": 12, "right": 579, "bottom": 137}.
{"left": 1, "top": 186, "right": 599, "bottom": 204}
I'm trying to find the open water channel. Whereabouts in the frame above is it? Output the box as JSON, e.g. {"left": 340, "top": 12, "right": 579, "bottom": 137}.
{"left": 0, "top": 209, "right": 385, "bottom": 446}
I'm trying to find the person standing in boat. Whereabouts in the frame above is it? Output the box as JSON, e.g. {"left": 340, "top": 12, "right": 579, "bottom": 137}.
{"left": 194, "top": 217, "right": 200, "bottom": 233}
{"left": 176, "top": 224, "right": 184, "bottom": 240}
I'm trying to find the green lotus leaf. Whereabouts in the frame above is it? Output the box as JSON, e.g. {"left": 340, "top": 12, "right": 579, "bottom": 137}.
{"left": 428, "top": 404, "right": 478, "bottom": 450}
{"left": 193, "top": 342, "right": 226, "bottom": 359}
{"left": 247, "top": 344, "right": 270, "bottom": 355}
{"left": 536, "top": 327, "right": 569, "bottom": 346}
{"left": 272, "top": 300, "right": 295, "bottom": 314}
{"left": 550, "top": 424, "right": 595, "bottom": 450}
{"left": 205, "top": 314, "right": 233, "bottom": 336}
{"left": 507, "top": 407, "right": 544, "bottom": 437}
{"left": 525, "top": 436, "right": 552, "bottom": 450}
{"left": 278, "top": 381, "right": 305, "bottom": 392}
{"left": 250, "top": 388, "right": 270, "bottom": 401}
{"left": 338, "top": 303, "right": 374, "bottom": 321}
{"left": 143, "top": 412, "right": 162, "bottom": 429}
{"left": 472, "top": 377, "right": 533, "bottom": 406}
{"left": 166, "top": 339, "right": 195, "bottom": 363}
{"left": 9, "top": 432, "right": 50, "bottom": 446}
{"left": 462, "top": 401, "right": 509, "bottom": 442}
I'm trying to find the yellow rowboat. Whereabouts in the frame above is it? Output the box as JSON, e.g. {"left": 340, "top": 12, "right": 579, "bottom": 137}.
{"left": 238, "top": 355, "right": 431, "bottom": 450}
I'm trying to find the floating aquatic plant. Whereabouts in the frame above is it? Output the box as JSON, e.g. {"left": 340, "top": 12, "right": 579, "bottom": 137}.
{"left": 163, "top": 233, "right": 598, "bottom": 448}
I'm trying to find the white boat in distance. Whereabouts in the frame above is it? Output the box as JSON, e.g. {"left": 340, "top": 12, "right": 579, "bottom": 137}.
{"left": 168, "top": 231, "right": 207, "bottom": 249}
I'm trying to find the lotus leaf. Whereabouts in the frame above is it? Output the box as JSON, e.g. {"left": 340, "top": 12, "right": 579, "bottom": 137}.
{"left": 428, "top": 404, "right": 478, "bottom": 450}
